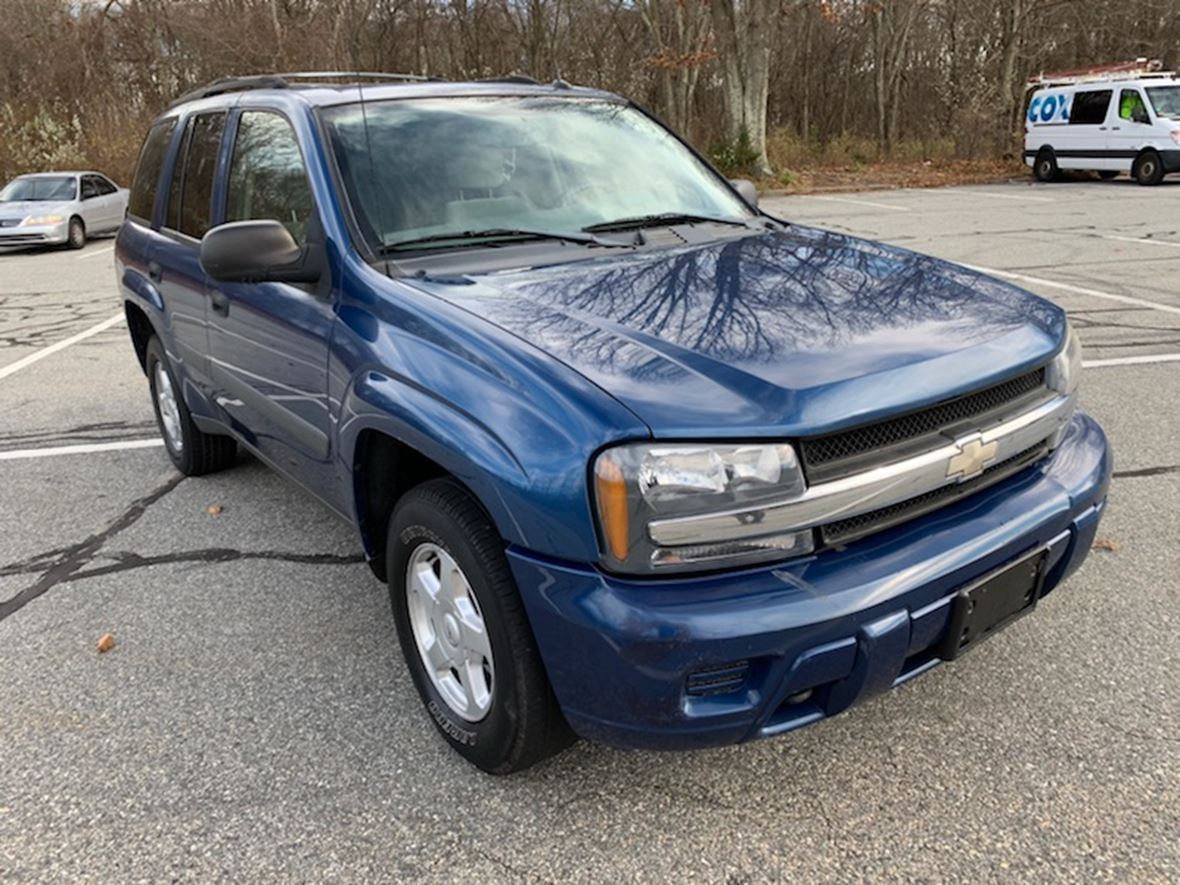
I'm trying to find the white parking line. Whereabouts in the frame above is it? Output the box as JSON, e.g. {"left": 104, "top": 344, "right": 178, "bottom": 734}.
{"left": 1100, "top": 234, "right": 1180, "bottom": 250}
{"left": 809, "top": 195, "right": 910, "bottom": 212}
{"left": 0, "top": 438, "right": 164, "bottom": 461}
{"left": 0, "top": 312, "right": 124, "bottom": 382}
{"left": 76, "top": 244, "right": 115, "bottom": 260}
{"left": 968, "top": 191, "right": 1055, "bottom": 203}
{"left": 967, "top": 265, "right": 1180, "bottom": 317}
{"left": 1084, "top": 353, "right": 1180, "bottom": 369}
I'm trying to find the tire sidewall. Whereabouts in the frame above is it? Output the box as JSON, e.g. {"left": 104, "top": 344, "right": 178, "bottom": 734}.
{"left": 67, "top": 217, "right": 85, "bottom": 249}
{"left": 1035, "top": 151, "right": 1057, "bottom": 182}
{"left": 145, "top": 337, "right": 191, "bottom": 472}
{"left": 1135, "top": 152, "right": 1163, "bottom": 186}
{"left": 388, "top": 499, "right": 526, "bottom": 771}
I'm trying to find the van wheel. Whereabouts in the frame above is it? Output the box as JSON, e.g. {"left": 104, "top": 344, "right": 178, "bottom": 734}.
{"left": 145, "top": 336, "right": 237, "bottom": 476}
{"left": 1034, "top": 149, "right": 1059, "bottom": 183}
{"left": 387, "top": 479, "right": 575, "bottom": 774}
{"left": 1133, "top": 151, "right": 1165, "bottom": 186}
{"left": 1097, "top": 171, "right": 1119, "bottom": 180}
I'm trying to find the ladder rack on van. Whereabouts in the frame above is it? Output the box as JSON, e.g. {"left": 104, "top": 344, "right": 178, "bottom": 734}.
{"left": 1027, "top": 58, "right": 1174, "bottom": 89}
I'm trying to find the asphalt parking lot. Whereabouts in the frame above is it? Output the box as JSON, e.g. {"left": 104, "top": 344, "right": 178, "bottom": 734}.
{"left": 2, "top": 178, "right": 1179, "bottom": 881}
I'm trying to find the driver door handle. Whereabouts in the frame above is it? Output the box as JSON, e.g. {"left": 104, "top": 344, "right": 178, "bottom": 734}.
{"left": 210, "top": 290, "right": 230, "bottom": 317}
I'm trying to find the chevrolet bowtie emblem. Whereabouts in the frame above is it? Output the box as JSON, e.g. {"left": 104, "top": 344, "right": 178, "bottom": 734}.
{"left": 946, "top": 434, "right": 999, "bottom": 482}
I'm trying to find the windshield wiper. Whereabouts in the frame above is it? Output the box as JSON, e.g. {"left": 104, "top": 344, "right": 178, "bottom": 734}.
{"left": 582, "top": 212, "right": 756, "bottom": 233}
{"left": 379, "top": 227, "right": 626, "bottom": 253}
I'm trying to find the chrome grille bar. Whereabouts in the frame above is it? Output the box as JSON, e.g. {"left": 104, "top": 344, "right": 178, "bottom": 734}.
{"left": 648, "top": 393, "right": 1075, "bottom": 547}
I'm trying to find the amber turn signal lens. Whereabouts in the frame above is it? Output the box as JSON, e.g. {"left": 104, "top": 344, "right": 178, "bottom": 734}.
{"left": 595, "top": 455, "right": 630, "bottom": 561}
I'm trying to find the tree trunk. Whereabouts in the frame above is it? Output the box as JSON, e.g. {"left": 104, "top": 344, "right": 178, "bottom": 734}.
{"left": 708, "top": 0, "right": 774, "bottom": 177}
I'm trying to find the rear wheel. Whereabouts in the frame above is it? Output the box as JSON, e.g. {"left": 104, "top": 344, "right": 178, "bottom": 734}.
{"left": 1133, "top": 150, "right": 1165, "bottom": 186}
{"left": 145, "top": 336, "right": 237, "bottom": 476}
{"left": 66, "top": 217, "right": 85, "bottom": 249}
{"left": 387, "top": 479, "right": 574, "bottom": 774}
{"left": 1034, "top": 149, "right": 1059, "bottom": 183}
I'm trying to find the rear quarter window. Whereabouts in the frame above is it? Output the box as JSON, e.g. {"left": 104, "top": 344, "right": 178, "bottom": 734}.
{"left": 128, "top": 118, "right": 178, "bottom": 223}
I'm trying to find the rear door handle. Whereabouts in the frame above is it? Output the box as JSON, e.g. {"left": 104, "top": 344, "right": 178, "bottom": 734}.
{"left": 210, "top": 290, "right": 230, "bottom": 317}
{"left": 147, "top": 261, "right": 162, "bottom": 282}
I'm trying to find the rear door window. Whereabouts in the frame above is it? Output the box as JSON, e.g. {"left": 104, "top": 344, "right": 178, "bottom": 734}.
{"left": 165, "top": 112, "right": 227, "bottom": 240}
{"left": 80, "top": 176, "right": 100, "bottom": 200}
{"left": 1069, "top": 90, "right": 1112, "bottom": 125}
{"left": 128, "top": 118, "right": 178, "bottom": 222}
{"left": 226, "top": 111, "right": 314, "bottom": 245}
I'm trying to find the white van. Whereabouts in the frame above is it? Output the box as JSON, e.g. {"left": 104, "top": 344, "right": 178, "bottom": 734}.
{"left": 1024, "top": 63, "right": 1180, "bottom": 185}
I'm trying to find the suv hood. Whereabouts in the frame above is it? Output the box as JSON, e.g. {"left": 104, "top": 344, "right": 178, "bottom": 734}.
{"left": 408, "top": 225, "right": 1065, "bottom": 437}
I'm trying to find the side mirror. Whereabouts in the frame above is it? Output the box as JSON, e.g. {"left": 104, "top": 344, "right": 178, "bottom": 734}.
{"left": 730, "top": 178, "right": 759, "bottom": 209}
{"left": 200, "top": 220, "right": 321, "bottom": 284}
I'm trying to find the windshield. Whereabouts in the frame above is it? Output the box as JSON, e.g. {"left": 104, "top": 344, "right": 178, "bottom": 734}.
{"left": 1146, "top": 85, "right": 1180, "bottom": 119}
{"left": 0, "top": 176, "right": 77, "bottom": 203}
{"left": 321, "top": 96, "right": 752, "bottom": 252}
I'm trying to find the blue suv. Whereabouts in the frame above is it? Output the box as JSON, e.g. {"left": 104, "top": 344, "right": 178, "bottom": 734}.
{"left": 117, "top": 73, "right": 1110, "bottom": 773}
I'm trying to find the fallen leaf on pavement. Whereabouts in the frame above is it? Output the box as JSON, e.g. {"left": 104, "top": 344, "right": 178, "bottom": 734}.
{"left": 96, "top": 633, "right": 115, "bottom": 653}
{"left": 1092, "top": 537, "right": 1120, "bottom": 553}
{"left": 206, "top": 503, "right": 223, "bottom": 516}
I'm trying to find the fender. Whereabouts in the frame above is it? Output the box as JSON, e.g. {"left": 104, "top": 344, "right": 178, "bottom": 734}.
{"left": 338, "top": 368, "right": 532, "bottom": 552}
{"left": 122, "top": 266, "right": 164, "bottom": 313}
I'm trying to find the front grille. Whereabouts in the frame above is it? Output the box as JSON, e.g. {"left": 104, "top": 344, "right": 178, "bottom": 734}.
{"left": 820, "top": 440, "right": 1050, "bottom": 547}
{"left": 800, "top": 368, "right": 1047, "bottom": 479}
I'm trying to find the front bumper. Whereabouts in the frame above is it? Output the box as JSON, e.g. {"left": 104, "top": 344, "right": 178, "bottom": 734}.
{"left": 0, "top": 221, "right": 68, "bottom": 246}
{"left": 509, "top": 411, "right": 1110, "bottom": 750}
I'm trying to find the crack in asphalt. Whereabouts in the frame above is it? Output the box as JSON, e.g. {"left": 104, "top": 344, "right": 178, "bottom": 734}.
{"left": 1112, "top": 464, "right": 1180, "bottom": 479}
{"left": 0, "top": 475, "right": 186, "bottom": 623}
{"left": 0, "top": 546, "right": 365, "bottom": 581}
{"left": 65, "top": 547, "right": 365, "bottom": 582}
{"left": 0, "top": 419, "right": 158, "bottom": 450}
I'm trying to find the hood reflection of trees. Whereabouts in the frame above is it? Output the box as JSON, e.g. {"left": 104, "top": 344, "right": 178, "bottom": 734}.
{"left": 492, "top": 228, "right": 1057, "bottom": 379}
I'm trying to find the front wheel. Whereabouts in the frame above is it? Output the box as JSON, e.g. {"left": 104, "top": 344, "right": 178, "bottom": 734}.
{"left": 145, "top": 336, "right": 237, "bottom": 475}
{"left": 66, "top": 217, "right": 85, "bottom": 250}
{"left": 387, "top": 479, "right": 574, "bottom": 774}
{"left": 1133, "top": 151, "right": 1166, "bottom": 186}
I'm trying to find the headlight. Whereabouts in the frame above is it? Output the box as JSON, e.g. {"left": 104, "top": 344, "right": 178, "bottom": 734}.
{"left": 1047, "top": 322, "right": 1082, "bottom": 396}
{"left": 593, "top": 442, "right": 813, "bottom": 574}
{"left": 21, "top": 214, "right": 64, "bottom": 226}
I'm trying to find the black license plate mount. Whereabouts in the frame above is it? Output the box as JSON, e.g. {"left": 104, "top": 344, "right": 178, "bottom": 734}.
{"left": 939, "top": 549, "right": 1047, "bottom": 661}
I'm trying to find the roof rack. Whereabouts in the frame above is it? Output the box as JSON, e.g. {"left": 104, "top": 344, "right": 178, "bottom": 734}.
{"left": 168, "top": 71, "right": 442, "bottom": 108}
{"left": 1028, "top": 58, "right": 1175, "bottom": 89}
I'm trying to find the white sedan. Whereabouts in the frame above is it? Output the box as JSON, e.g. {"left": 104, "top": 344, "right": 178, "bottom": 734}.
{"left": 0, "top": 171, "right": 128, "bottom": 250}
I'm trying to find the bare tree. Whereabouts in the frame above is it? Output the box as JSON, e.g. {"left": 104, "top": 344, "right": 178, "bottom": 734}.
{"left": 708, "top": 0, "right": 777, "bottom": 176}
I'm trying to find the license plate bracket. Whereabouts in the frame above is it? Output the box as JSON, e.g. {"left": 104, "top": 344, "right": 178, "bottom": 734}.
{"left": 939, "top": 549, "right": 1047, "bottom": 661}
